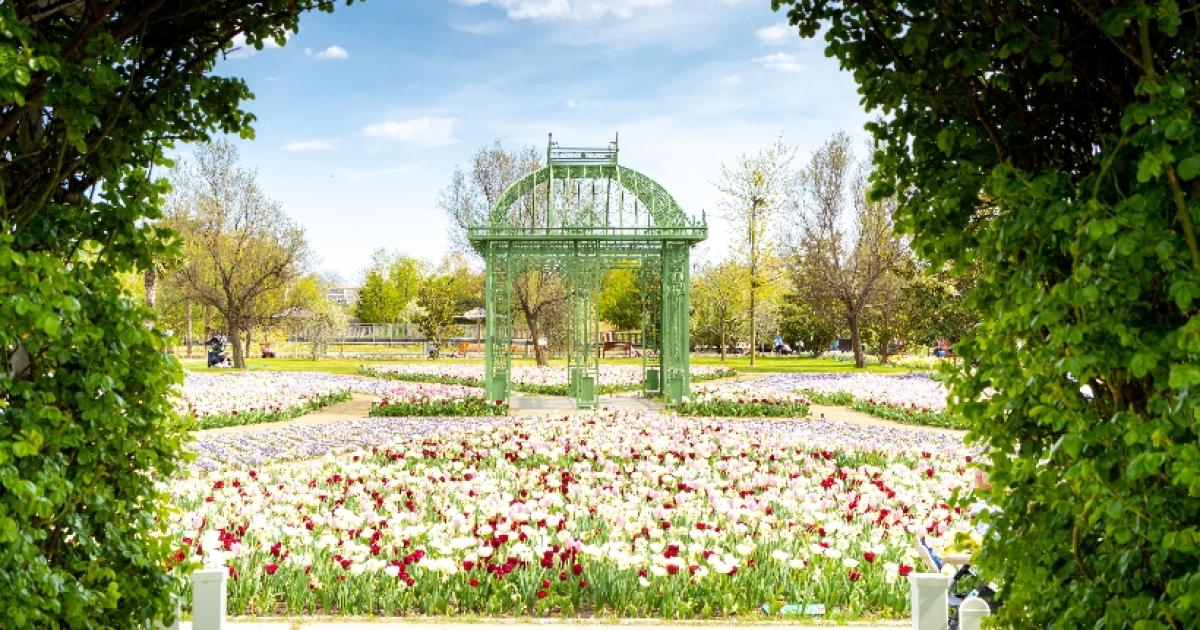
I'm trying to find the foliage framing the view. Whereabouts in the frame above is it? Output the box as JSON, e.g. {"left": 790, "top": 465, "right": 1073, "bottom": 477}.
{"left": 777, "top": 0, "right": 1200, "bottom": 626}
{"left": 0, "top": 1, "right": 354, "bottom": 627}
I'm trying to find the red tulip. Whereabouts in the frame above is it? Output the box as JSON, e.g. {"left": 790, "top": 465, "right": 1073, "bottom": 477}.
{"left": 265, "top": 563, "right": 278, "bottom": 575}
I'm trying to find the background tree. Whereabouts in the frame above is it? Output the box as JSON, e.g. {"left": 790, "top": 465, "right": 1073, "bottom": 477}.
{"left": 354, "top": 270, "right": 396, "bottom": 322}
{"left": 691, "top": 260, "right": 750, "bottom": 360}
{"left": 902, "top": 261, "right": 980, "bottom": 350}
{"left": 790, "top": 133, "right": 906, "bottom": 368}
{"left": 289, "top": 275, "right": 348, "bottom": 359}
{"left": 354, "top": 249, "right": 423, "bottom": 323}
{"left": 599, "top": 268, "right": 643, "bottom": 331}
{"left": 167, "top": 140, "right": 310, "bottom": 368}
{"left": 440, "top": 141, "right": 563, "bottom": 365}
{"left": 414, "top": 270, "right": 475, "bottom": 353}
{"left": 717, "top": 139, "right": 796, "bottom": 366}
{"left": 780, "top": 1, "right": 1200, "bottom": 625}
{"left": 0, "top": 1, "right": 353, "bottom": 626}
{"left": 859, "top": 265, "right": 913, "bottom": 364}
{"left": 778, "top": 295, "right": 838, "bottom": 357}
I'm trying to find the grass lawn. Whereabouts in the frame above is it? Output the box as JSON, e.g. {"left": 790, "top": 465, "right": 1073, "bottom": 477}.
{"left": 178, "top": 353, "right": 924, "bottom": 375}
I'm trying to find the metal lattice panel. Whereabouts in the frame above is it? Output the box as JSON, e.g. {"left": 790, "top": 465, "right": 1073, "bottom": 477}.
{"left": 470, "top": 135, "right": 705, "bottom": 408}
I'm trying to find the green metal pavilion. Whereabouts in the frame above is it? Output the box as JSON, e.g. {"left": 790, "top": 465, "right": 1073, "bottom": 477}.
{"left": 468, "top": 134, "right": 707, "bottom": 409}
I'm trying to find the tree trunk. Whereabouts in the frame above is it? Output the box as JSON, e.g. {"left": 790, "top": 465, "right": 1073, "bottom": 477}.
{"left": 849, "top": 316, "right": 865, "bottom": 369}
{"left": 144, "top": 269, "right": 157, "bottom": 308}
{"left": 229, "top": 325, "right": 245, "bottom": 369}
{"left": 202, "top": 304, "right": 211, "bottom": 339}
{"left": 244, "top": 326, "right": 253, "bottom": 361}
{"left": 720, "top": 326, "right": 726, "bottom": 361}
{"left": 185, "top": 301, "right": 193, "bottom": 358}
{"left": 749, "top": 287, "right": 756, "bottom": 367}
{"left": 748, "top": 205, "right": 757, "bottom": 368}
{"left": 528, "top": 316, "right": 547, "bottom": 366}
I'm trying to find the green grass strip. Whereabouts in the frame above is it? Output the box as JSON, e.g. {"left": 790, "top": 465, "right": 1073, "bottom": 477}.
{"left": 369, "top": 398, "right": 507, "bottom": 417}
{"left": 671, "top": 400, "right": 810, "bottom": 417}
{"left": 796, "top": 388, "right": 856, "bottom": 406}
{"left": 850, "top": 400, "right": 968, "bottom": 430}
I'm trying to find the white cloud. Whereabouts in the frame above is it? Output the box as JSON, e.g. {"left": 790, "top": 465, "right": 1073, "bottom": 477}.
{"left": 458, "top": 0, "right": 671, "bottom": 21}
{"left": 282, "top": 139, "right": 334, "bottom": 152}
{"left": 755, "top": 22, "right": 791, "bottom": 45}
{"left": 719, "top": 73, "right": 742, "bottom": 85}
{"left": 306, "top": 45, "right": 350, "bottom": 60}
{"left": 451, "top": 21, "right": 506, "bottom": 35}
{"left": 337, "top": 162, "right": 428, "bottom": 183}
{"left": 361, "top": 117, "right": 460, "bottom": 146}
{"left": 225, "top": 32, "right": 284, "bottom": 59}
{"left": 755, "top": 52, "right": 803, "bottom": 73}
{"left": 565, "top": 98, "right": 578, "bottom": 109}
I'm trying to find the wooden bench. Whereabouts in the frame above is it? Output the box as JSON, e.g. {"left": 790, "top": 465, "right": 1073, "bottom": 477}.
{"left": 600, "top": 341, "right": 637, "bottom": 358}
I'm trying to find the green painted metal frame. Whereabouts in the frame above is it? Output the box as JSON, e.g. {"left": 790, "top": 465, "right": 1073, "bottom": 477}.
{"left": 470, "top": 135, "right": 705, "bottom": 409}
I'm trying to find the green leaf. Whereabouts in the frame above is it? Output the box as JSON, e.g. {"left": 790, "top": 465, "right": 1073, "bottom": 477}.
{"left": 1178, "top": 155, "right": 1200, "bottom": 181}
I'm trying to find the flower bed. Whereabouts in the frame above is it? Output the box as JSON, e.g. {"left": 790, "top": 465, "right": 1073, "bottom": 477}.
{"left": 362, "top": 364, "right": 737, "bottom": 395}
{"left": 169, "top": 411, "right": 977, "bottom": 619}
{"left": 181, "top": 371, "right": 492, "bottom": 430}
{"left": 191, "top": 391, "right": 352, "bottom": 430}
{"left": 179, "top": 372, "right": 364, "bottom": 430}
{"left": 676, "top": 382, "right": 812, "bottom": 417}
{"left": 672, "top": 399, "right": 810, "bottom": 417}
{"left": 703, "top": 374, "right": 958, "bottom": 429}
{"left": 368, "top": 382, "right": 506, "bottom": 417}
{"left": 851, "top": 400, "right": 966, "bottom": 431}
{"left": 187, "top": 417, "right": 506, "bottom": 473}
{"left": 798, "top": 389, "right": 856, "bottom": 406}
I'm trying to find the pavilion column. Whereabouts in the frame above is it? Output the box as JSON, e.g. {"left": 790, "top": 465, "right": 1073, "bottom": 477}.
{"left": 484, "top": 242, "right": 513, "bottom": 403}
{"left": 660, "top": 241, "right": 691, "bottom": 403}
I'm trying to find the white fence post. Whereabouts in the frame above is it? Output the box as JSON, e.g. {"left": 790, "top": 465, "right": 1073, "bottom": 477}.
{"left": 909, "top": 572, "right": 951, "bottom": 630}
{"left": 191, "top": 568, "right": 227, "bottom": 630}
{"left": 959, "top": 596, "right": 992, "bottom": 630}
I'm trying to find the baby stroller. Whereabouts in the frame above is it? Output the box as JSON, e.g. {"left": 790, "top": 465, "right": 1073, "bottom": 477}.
{"left": 206, "top": 335, "right": 230, "bottom": 368}
{"left": 917, "top": 537, "right": 1000, "bottom": 629}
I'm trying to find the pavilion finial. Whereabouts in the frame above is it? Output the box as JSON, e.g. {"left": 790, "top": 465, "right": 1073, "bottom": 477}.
{"left": 547, "top": 134, "right": 619, "bottom": 166}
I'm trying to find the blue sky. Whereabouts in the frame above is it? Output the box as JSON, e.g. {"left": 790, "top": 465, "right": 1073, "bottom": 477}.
{"left": 206, "top": 0, "right": 873, "bottom": 282}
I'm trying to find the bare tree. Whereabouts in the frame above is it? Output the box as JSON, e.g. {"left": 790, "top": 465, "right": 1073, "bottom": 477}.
{"left": 717, "top": 139, "right": 797, "bottom": 366}
{"left": 439, "top": 141, "right": 564, "bottom": 366}
{"left": 691, "top": 259, "right": 750, "bottom": 360}
{"left": 166, "top": 140, "right": 309, "bottom": 368}
{"left": 790, "top": 132, "right": 907, "bottom": 368}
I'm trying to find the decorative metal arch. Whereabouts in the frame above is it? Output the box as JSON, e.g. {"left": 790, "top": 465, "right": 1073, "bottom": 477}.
{"left": 468, "top": 134, "right": 706, "bottom": 408}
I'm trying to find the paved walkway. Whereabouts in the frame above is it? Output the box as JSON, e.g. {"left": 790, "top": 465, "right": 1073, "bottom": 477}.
{"left": 180, "top": 621, "right": 905, "bottom": 629}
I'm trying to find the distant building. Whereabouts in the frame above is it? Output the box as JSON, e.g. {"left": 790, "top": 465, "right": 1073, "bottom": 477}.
{"left": 326, "top": 285, "right": 360, "bottom": 306}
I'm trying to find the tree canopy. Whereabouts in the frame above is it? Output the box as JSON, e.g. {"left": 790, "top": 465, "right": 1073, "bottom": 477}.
{"left": 0, "top": 1, "right": 354, "bottom": 626}
{"left": 778, "top": 1, "right": 1200, "bottom": 625}
{"left": 599, "top": 269, "right": 643, "bottom": 331}
{"left": 168, "top": 140, "right": 310, "bottom": 368}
